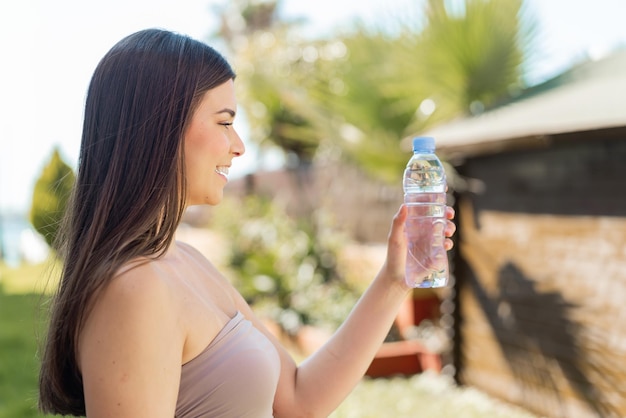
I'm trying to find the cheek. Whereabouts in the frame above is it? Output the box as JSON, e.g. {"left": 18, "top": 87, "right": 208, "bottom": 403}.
{"left": 183, "top": 152, "right": 200, "bottom": 180}
{"left": 184, "top": 131, "right": 209, "bottom": 166}
{"left": 187, "top": 125, "right": 229, "bottom": 155}
{"left": 183, "top": 133, "right": 228, "bottom": 181}
{"left": 208, "top": 130, "right": 231, "bottom": 154}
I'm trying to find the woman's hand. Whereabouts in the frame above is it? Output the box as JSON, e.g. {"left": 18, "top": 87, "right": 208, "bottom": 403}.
{"left": 443, "top": 205, "right": 456, "bottom": 250}
{"left": 381, "top": 204, "right": 456, "bottom": 290}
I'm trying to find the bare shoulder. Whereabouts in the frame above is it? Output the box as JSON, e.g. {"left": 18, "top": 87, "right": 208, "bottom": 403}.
{"left": 79, "top": 259, "right": 184, "bottom": 361}
{"left": 89, "top": 260, "right": 179, "bottom": 324}
{"left": 108, "top": 258, "right": 178, "bottom": 305}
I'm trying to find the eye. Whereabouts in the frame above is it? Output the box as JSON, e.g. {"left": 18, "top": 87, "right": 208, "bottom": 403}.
{"left": 219, "top": 122, "right": 233, "bottom": 129}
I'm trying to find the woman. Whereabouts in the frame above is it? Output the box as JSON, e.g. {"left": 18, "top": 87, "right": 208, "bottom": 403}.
{"left": 39, "top": 29, "right": 456, "bottom": 417}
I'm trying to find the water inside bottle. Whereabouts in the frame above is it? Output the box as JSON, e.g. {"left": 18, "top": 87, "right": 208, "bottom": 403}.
{"left": 404, "top": 197, "right": 448, "bottom": 288}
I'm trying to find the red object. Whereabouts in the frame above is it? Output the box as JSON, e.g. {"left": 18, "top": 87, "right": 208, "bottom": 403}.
{"left": 365, "top": 293, "right": 443, "bottom": 378}
{"left": 365, "top": 340, "right": 442, "bottom": 378}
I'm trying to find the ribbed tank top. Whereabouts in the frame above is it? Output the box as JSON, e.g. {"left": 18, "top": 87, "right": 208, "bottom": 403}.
{"left": 175, "top": 311, "right": 280, "bottom": 417}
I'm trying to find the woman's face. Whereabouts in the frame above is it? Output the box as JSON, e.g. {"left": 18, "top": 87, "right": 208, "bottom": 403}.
{"left": 183, "top": 79, "right": 245, "bottom": 206}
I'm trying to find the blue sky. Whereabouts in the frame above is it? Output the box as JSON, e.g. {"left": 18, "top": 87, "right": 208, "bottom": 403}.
{"left": 1, "top": 0, "right": 626, "bottom": 214}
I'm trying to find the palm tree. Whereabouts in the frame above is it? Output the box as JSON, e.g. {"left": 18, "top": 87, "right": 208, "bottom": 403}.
{"left": 307, "top": 0, "right": 537, "bottom": 183}
{"left": 210, "top": 0, "right": 536, "bottom": 184}
{"left": 410, "top": 0, "right": 535, "bottom": 122}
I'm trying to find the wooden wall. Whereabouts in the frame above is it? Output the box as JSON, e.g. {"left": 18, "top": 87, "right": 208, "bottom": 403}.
{"left": 452, "top": 128, "right": 626, "bottom": 418}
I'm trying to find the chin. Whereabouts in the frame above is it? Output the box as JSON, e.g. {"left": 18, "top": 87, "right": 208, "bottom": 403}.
{"left": 187, "top": 199, "right": 221, "bottom": 207}
{"left": 186, "top": 189, "right": 224, "bottom": 207}
{"left": 203, "top": 194, "right": 224, "bottom": 206}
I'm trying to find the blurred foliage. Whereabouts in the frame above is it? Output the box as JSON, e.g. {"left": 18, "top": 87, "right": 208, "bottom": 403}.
{"left": 211, "top": 0, "right": 536, "bottom": 184}
{"left": 29, "top": 147, "right": 75, "bottom": 248}
{"left": 410, "top": 0, "right": 535, "bottom": 119}
{"left": 330, "top": 371, "right": 540, "bottom": 418}
{"left": 211, "top": 196, "right": 359, "bottom": 333}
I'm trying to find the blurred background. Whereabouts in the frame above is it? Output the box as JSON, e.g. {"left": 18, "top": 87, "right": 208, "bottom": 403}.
{"left": 2, "top": 0, "right": 626, "bottom": 220}
{"left": 1, "top": 1, "right": 625, "bottom": 417}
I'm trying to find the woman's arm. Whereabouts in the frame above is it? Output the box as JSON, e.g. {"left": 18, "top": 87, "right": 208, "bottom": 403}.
{"left": 78, "top": 264, "right": 184, "bottom": 418}
{"left": 238, "top": 204, "right": 455, "bottom": 417}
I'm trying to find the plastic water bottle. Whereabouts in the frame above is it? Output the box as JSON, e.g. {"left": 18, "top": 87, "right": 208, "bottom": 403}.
{"left": 403, "top": 136, "right": 448, "bottom": 288}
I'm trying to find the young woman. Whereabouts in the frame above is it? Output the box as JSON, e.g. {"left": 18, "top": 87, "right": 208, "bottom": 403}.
{"left": 38, "top": 28, "right": 455, "bottom": 417}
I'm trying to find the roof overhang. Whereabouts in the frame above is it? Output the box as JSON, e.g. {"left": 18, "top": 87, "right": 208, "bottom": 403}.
{"left": 404, "top": 53, "right": 626, "bottom": 162}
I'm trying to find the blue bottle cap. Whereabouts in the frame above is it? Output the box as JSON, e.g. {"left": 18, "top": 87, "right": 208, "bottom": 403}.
{"left": 412, "top": 136, "right": 436, "bottom": 152}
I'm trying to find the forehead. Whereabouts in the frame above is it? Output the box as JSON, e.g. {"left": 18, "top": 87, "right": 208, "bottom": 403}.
{"left": 195, "top": 79, "right": 237, "bottom": 113}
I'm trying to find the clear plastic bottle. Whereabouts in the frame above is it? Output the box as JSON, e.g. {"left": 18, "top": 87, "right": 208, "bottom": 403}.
{"left": 403, "top": 136, "right": 448, "bottom": 288}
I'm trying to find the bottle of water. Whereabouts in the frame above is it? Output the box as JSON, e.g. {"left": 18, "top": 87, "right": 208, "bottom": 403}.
{"left": 403, "top": 136, "right": 448, "bottom": 288}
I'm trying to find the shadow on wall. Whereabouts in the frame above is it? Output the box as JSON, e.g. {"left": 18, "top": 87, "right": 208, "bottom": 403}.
{"left": 468, "top": 262, "right": 610, "bottom": 417}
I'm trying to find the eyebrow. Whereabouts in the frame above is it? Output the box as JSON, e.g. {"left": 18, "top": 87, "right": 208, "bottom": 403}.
{"left": 215, "top": 108, "right": 236, "bottom": 117}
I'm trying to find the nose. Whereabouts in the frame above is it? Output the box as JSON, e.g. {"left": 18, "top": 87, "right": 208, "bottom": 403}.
{"left": 231, "top": 129, "right": 245, "bottom": 157}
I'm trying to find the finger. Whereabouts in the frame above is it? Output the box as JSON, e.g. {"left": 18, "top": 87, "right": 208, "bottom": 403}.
{"left": 445, "top": 205, "right": 455, "bottom": 220}
{"left": 444, "top": 238, "right": 454, "bottom": 251}
{"left": 444, "top": 219, "right": 456, "bottom": 238}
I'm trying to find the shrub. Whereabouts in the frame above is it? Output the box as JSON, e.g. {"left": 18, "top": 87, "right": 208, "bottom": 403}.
{"left": 29, "top": 147, "right": 75, "bottom": 248}
{"left": 211, "top": 195, "right": 358, "bottom": 333}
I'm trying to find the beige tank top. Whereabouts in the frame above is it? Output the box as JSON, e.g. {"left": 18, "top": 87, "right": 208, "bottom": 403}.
{"left": 175, "top": 311, "right": 280, "bottom": 417}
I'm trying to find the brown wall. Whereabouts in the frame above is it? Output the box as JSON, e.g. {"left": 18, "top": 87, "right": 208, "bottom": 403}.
{"left": 453, "top": 128, "right": 626, "bottom": 418}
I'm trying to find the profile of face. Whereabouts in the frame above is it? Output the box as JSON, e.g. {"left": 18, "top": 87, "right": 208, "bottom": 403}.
{"left": 184, "top": 79, "right": 245, "bottom": 206}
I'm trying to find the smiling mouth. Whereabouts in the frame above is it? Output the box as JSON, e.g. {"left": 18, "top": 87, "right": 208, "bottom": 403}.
{"left": 215, "top": 166, "right": 229, "bottom": 179}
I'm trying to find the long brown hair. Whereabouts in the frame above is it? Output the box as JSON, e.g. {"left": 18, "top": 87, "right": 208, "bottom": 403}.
{"left": 38, "top": 29, "right": 235, "bottom": 416}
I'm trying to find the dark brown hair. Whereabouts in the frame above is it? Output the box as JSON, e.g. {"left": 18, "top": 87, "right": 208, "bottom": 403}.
{"left": 38, "top": 28, "right": 235, "bottom": 415}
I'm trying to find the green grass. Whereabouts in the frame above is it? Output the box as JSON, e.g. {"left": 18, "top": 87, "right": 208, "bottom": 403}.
{"left": 0, "top": 259, "right": 59, "bottom": 295}
{"left": 0, "top": 291, "right": 52, "bottom": 417}
{"left": 0, "top": 261, "right": 55, "bottom": 417}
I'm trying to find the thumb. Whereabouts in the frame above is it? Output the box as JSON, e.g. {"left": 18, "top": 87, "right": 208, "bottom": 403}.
{"left": 389, "top": 204, "right": 407, "bottom": 244}
{"left": 384, "top": 205, "right": 408, "bottom": 279}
